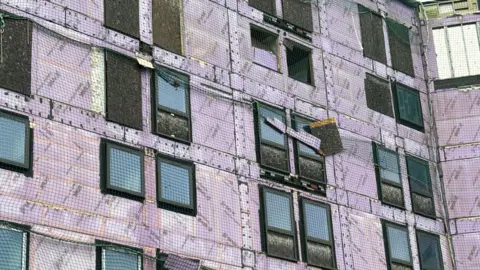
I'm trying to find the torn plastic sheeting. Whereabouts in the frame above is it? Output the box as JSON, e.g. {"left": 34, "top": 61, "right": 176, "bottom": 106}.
{"left": 265, "top": 117, "right": 321, "bottom": 150}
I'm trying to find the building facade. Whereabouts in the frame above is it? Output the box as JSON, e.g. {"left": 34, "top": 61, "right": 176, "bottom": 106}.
{"left": 0, "top": 0, "right": 477, "bottom": 269}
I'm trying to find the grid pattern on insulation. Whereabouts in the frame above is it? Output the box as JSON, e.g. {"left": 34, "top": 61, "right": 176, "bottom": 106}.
{"left": 0, "top": 116, "right": 26, "bottom": 165}
{"left": 159, "top": 161, "right": 192, "bottom": 206}
{"left": 265, "top": 191, "right": 292, "bottom": 231}
{"left": 109, "top": 148, "right": 143, "bottom": 193}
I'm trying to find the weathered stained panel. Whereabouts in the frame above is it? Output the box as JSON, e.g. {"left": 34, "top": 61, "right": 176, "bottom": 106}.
{"left": 152, "top": 0, "right": 183, "bottom": 55}
{"left": 358, "top": 5, "right": 387, "bottom": 64}
{"left": 282, "top": 0, "right": 313, "bottom": 31}
{"left": 248, "top": 0, "right": 276, "bottom": 15}
{"left": 104, "top": 0, "right": 140, "bottom": 38}
{"left": 387, "top": 19, "right": 414, "bottom": 76}
{"left": 364, "top": 73, "right": 394, "bottom": 118}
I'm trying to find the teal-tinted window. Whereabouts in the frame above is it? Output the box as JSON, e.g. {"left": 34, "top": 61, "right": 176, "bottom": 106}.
{"left": 383, "top": 221, "right": 412, "bottom": 269}
{"left": 97, "top": 241, "right": 142, "bottom": 270}
{"left": 0, "top": 226, "right": 27, "bottom": 270}
{"left": 373, "top": 143, "right": 404, "bottom": 208}
{"left": 417, "top": 231, "right": 444, "bottom": 270}
{"left": 407, "top": 156, "right": 435, "bottom": 218}
{"left": 157, "top": 155, "right": 196, "bottom": 215}
{"left": 393, "top": 84, "right": 424, "bottom": 132}
{"left": 0, "top": 111, "right": 30, "bottom": 170}
{"left": 300, "top": 199, "right": 335, "bottom": 268}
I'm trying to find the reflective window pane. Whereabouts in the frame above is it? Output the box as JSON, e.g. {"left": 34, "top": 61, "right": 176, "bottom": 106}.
{"left": 418, "top": 232, "right": 442, "bottom": 270}
{"left": 259, "top": 106, "right": 285, "bottom": 146}
{"left": 396, "top": 85, "right": 423, "bottom": 127}
{"left": 109, "top": 147, "right": 142, "bottom": 193}
{"left": 295, "top": 117, "right": 317, "bottom": 156}
{"left": 407, "top": 157, "right": 431, "bottom": 195}
{"left": 0, "top": 228, "right": 24, "bottom": 270}
{"left": 104, "top": 249, "right": 140, "bottom": 270}
{"left": 159, "top": 161, "right": 192, "bottom": 207}
{"left": 304, "top": 202, "right": 330, "bottom": 241}
{"left": 157, "top": 69, "right": 188, "bottom": 114}
{"left": 0, "top": 115, "right": 27, "bottom": 166}
{"left": 265, "top": 191, "right": 292, "bottom": 231}
{"left": 378, "top": 148, "right": 400, "bottom": 184}
{"left": 387, "top": 226, "right": 411, "bottom": 263}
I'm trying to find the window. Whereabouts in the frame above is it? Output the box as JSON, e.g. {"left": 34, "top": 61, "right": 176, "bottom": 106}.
{"left": 293, "top": 115, "right": 326, "bottom": 194}
{"left": 358, "top": 5, "right": 387, "bottom": 64}
{"left": 0, "top": 110, "right": 31, "bottom": 173}
{"left": 382, "top": 221, "right": 412, "bottom": 270}
{"left": 104, "top": 0, "right": 139, "bottom": 38}
{"left": 153, "top": 67, "right": 191, "bottom": 143}
{"left": 156, "top": 155, "right": 196, "bottom": 216}
{"left": 406, "top": 156, "right": 435, "bottom": 218}
{"left": 100, "top": 140, "right": 145, "bottom": 201}
{"left": 373, "top": 143, "right": 404, "bottom": 208}
{"left": 300, "top": 198, "right": 335, "bottom": 268}
{"left": 0, "top": 12, "right": 32, "bottom": 96}
{"left": 282, "top": 0, "right": 313, "bottom": 32}
{"left": 392, "top": 83, "right": 424, "bottom": 132}
{"left": 0, "top": 221, "right": 29, "bottom": 270}
{"left": 250, "top": 26, "right": 279, "bottom": 71}
{"left": 386, "top": 19, "right": 414, "bottom": 76}
{"left": 416, "top": 231, "right": 444, "bottom": 270}
{"left": 105, "top": 50, "right": 143, "bottom": 130}
{"left": 96, "top": 240, "right": 142, "bottom": 270}
{"left": 364, "top": 73, "right": 394, "bottom": 118}
{"left": 432, "top": 23, "right": 480, "bottom": 89}
{"left": 152, "top": 0, "right": 183, "bottom": 55}
{"left": 156, "top": 251, "right": 200, "bottom": 270}
{"left": 254, "top": 102, "right": 289, "bottom": 174}
{"left": 260, "top": 187, "right": 297, "bottom": 261}
{"left": 285, "top": 41, "right": 313, "bottom": 85}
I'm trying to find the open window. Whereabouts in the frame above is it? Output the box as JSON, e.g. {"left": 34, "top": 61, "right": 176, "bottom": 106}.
{"left": 0, "top": 110, "right": 32, "bottom": 174}
{"left": 100, "top": 140, "right": 145, "bottom": 201}
{"left": 300, "top": 198, "right": 335, "bottom": 268}
{"left": 364, "top": 73, "right": 394, "bottom": 118}
{"left": 96, "top": 240, "right": 143, "bottom": 270}
{"left": 156, "top": 154, "right": 196, "bottom": 216}
{"left": 358, "top": 5, "right": 387, "bottom": 64}
{"left": 382, "top": 221, "right": 413, "bottom": 270}
{"left": 250, "top": 26, "right": 279, "bottom": 71}
{"left": 285, "top": 41, "right": 313, "bottom": 85}
{"left": 152, "top": 0, "right": 183, "bottom": 55}
{"left": 260, "top": 187, "right": 297, "bottom": 261}
{"left": 416, "top": 231, "right": 444, "bottom": 270}
{"left": 386, "top": 19, "right": 414, "bottom": 76}
{"left": 0, "top": 221, "right": 29, "bottom": 270}
{"left": 392, "top": 83, "right": 424, "bottom": 132}
{"left": 373, "top": 143, "right": 404, "bottom": 209}
{"left": 406, "top": 156, "right": 435, "bottom": 218}
{"left": 104, "top": 0, "right": 140, "bottom": 38}
{"left": 153, "top": 67, "right": 191, "bottom": 143}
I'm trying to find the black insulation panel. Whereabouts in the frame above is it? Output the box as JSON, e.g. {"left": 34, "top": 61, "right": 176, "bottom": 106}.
{"left": 249, "top": 0, "right": 276, "bottom": 16}
{"left": 358, "top": 5, "right": 387, "bottom": 64}
{"left": 387, "top": 19, "right": 414, "bottom": 76}
{"left": 104, "top": 0, "right": 139, "bottom": 38}
{"left": 105, "top": 51, "right": 143, "bottom": 130}
{"left": 364, "top": 73, "right": 394, "bottom": 118}
{"left": 152, "top": 0, "right": 183, "bottom": 55}
{"left": 282, "top": 0, "right": 313, "bottom": 31}
{"left": 0, "top": 16, "right": 32, "bottom": 95}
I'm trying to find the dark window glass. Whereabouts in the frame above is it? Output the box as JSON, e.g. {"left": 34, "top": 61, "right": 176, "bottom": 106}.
{"left": 383, "top": 221, "right": 412, "bottom": 270}
{"left": 417, "top": 231, "right": 444, "bottom": 270}
{"left": 254, "top": 103, "right": 289, "bottom": 174}
{"left": 407, "top": 156, "right": 435, "bottom": 218}
{"left": 373, "top": 143, "right": 404, "bottom": 208}
{"left": 97, "top": 241, "right": 142, "bottom": 270}
{"left": 0, "top": 111, "right": 31, "bottom": 170}
{"left": 358, "top": 5, "right": 387, "bottom": 64}
{"left": 286, "top": 42, "right": 313, "bottom": 85}
{"left": 0, "top": 226, "right": 28, "bottom": 270}
{"left": 101, "top": 141, "right": 145, "bottom": 200}
{"left": 261, "top": 187, "right": 297, "bottom": 261}
{"left": 300, "top": 198, "right": 335, "bottom": 268}
{"left": 387, "top": 19, "right": 414, "bottom": 76}
{"left": 157, "top": 155, "right": 195, "bottom": 215}
{"left": 393, "top": 83, "right": 424, "bottom": 132}
{"left": 364, "top": 73, "right": 394, "bottom": 117}
{"left": 154, "top": 67, "right": 191, "bottom": 143}
{"left": 104, "top": 0, "right": 139, "bottom": 38}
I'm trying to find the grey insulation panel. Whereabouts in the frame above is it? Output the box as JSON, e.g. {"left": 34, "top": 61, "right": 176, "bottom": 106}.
{"left": 105, "top": 51, "right": 143, "bottom": 130}
{"left": 104, "top": 0, "right": 140, "bottom": 38}
{"left": 0, "top": 16, "right": 32, "bottom": 96}
{"left": 282, "top": 0, "right": 313, "bottom": 32}
{"left": 152, "top": 0, "right": 183, "bottom": 55}
{"left": 365, "top": 73, "right": 394, "bottom": 118}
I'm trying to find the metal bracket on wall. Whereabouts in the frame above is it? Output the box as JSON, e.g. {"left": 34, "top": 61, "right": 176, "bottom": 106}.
{"left": 263, "top": 13, "right": 312, "bottom": 41}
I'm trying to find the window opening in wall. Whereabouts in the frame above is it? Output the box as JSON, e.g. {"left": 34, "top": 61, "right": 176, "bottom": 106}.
{"left": 382, "top": 221, "right": 413, "bottom": 270}
{"left": 285, "top": 41, "right": 313, "bottom": 85}
{"left": 250, "top": 26, "right": 279, "bottom": 71}
{"left": 96, "top": 240, "right": 143, "bottom": 270}
{"left": 100, "top": 140, "right": 145, "bottom": 201}
{"left": 156, "top": 155, "right": 196, "bottom": 216}
{"left": 416, "top": 231, "right": 444, "bottom": 270}
{"left": 392, "top": 83, "right": 424, "bottom": 132}
{"left": 260, "top": 187, "right": 297, "bottom": 261}
{"left": 406, "top": 156, "right": 435, "bottom": 218}
{"left": 0, "top": 221, "right": 29, "bottom": 270}
{"left": 0, "top": 110, "right": 32, "bottom": 174}
{"left": 153, "top": 67, "right": 191, "bottom": 143}
{"left": 373, "top": 143, "right": 404, "bottom": 209}
{"left": 300, "top": 198, "right": 336, "bottom": 268}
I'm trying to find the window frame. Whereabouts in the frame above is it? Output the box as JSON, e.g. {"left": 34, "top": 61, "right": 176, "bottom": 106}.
{"left": 250, "top": 24, "right": 280, "bottom": 72}
{"left": 100, "top": 139, "right": 145, "bottom": 201}
{"left": 253, "top": 101, "right": 290, "bottom": 176}
{"left": 406, "top": 155, "right": 436, "bottom": 219}
{"left": 299, "top": 198, "right": 336, "bottom": 269}
{"left": 0, "top": 220, "right": 30, "bottom": 270}
{"left": 0, "top": 109, "right": 32, "bottom": 172}
{"left": 416, "top": 230, "right": 444, "bottom": 270}
{"left": 152, "top": 66, "right": 192, "bottom": 144}
{"left": 259, "top": 186, "right": 298, "bottom": 262}
{"left": 156, "top": 154, "right": 197, "bottom": 216}
{"left": 95, "top": 240, "right": 143, "bottom": 270}
{"left": 292, "top": 113, "right": 326, "bottom": 192}
{"left": 372, "top": 142, "right": 405, "bottom": 209}
{"left": 382, "top": 221, "right": 413, "bottom": 270}
{"left": 392, "top": 82, "right": 424, "bottom": 132}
